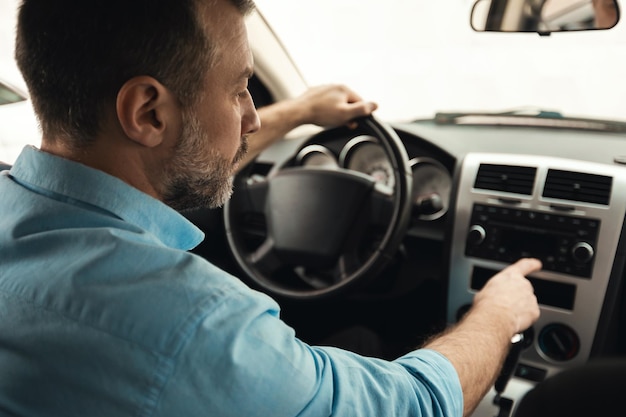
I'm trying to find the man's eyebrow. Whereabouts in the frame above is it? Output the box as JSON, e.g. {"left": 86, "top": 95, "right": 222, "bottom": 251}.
{"left": 240, "top": 67, "right": 254, "bottom": 80}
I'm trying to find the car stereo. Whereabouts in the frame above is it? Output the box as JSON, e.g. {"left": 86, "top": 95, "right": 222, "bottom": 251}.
{"left": 464, "top": 203, "right": 600, "bottom": 278}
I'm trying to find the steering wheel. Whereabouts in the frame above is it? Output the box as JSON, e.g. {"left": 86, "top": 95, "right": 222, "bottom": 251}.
{"left": 224, "top": 115, "right": 413, "bottom": 299}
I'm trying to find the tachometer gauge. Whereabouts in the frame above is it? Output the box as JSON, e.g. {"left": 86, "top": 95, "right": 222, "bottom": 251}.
{"left": 295, "top": 145, "right": 339, "bottom": 168}
{"left": 409, "top": 157, "right": 451, "bottom": 220}
{"left": 339, "top": 136, "right": 395, "bottom": 189}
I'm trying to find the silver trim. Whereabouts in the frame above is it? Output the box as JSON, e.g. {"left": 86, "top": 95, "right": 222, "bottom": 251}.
{"left": 338, "top": 135, "right": 377, "bottom": 167}
{"left": 448, "top": 153, "right": 626, "bottom": 414}
{"left": 409, "top": 157, "right": 452, "bottom": 221}
{"left": 295, "top": 145, "right": 339, "bottom": 168}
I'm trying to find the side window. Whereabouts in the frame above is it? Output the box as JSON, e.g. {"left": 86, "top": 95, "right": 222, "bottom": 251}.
{"left": 248, "top": 74, "right": 275, "bottom": 109}
{"left": 0, "top": 81, "right": 26, "bottom": 106}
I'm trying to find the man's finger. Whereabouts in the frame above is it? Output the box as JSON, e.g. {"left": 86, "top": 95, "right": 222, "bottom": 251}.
{"left": 508, "top": 258, "right": 542, "bottom": 275}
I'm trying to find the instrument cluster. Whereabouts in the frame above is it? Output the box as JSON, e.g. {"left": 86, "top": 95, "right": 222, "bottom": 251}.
{"left": 295, "top": 135, "right": 452, "bottom": 220}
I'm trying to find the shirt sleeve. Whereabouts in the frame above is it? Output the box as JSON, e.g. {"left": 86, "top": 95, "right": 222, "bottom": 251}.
{"left": 155, "top": 282, "right": 463, "bottom": 417}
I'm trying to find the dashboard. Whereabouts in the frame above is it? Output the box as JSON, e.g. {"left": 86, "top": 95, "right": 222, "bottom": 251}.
{"left": 234, "top": 118, "right": 626, "bottom": 416}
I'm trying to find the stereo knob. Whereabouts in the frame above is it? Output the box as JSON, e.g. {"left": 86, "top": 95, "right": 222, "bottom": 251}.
{"left": 467, "top": 225, "right": 486, "bottom": 246}
{"left": 571, "top": 241, "right": 594, "bottom": 263}
{"left": 538, "top": 323, "right": 579, "bottom": 361}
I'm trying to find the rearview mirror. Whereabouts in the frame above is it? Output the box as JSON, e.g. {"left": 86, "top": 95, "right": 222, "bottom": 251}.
{"left": 471, "top": 0, "right": 620, "bottom": 34}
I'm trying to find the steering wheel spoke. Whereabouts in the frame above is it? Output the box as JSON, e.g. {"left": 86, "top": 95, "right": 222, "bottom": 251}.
{"left": 293, "top": 253, "right": 354, "bottom": 290}
{"left": 294, "top": 267, "right": 337, "bottom": 289}
{"left": 247, "top": 238, "right": 281, "bottom": 277}
{"left": 369, "top": 187, "right": 396, "bottom": 229}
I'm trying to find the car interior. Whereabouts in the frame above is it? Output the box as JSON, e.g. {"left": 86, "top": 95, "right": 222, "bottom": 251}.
{"left": 2, "top": 0, "right": 625, "bottom": 416}
{"left": 185, "top": 1, "right": 626, "bottom": 416}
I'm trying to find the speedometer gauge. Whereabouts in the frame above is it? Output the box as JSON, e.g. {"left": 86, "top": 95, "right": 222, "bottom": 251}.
{"left": 409, "top": 157, "right": 451, "bottom": 220}
{"left": 296, "top": 145, "right": 339, "bottom": 168}
{"left": 339, "top": 136, "right": 395, "bottom": 189}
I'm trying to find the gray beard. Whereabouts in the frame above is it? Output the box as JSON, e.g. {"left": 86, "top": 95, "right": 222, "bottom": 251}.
{"left": 161, "top": 111, "right": 249, "bottom": 211}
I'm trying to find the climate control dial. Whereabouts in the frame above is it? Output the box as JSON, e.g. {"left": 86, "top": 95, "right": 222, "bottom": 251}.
{"left": 538, "top": 323, "right": 580, "bottom": 362}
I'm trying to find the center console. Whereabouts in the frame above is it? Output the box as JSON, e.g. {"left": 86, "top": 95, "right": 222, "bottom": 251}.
{"left": 446, "top": 153, "right": 626, "bottom": 416}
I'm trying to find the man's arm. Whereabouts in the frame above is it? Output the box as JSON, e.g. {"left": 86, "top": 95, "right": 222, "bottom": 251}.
{"left": 240, "top": 84, "right": 378, "bottom": 169}
{"left": 424, "top": 258, "right": 541, "bottom": 417}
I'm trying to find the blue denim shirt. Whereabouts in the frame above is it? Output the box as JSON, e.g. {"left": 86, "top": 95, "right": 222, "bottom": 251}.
{"left": 0, "top": 146, "right": 462, "bottom": 417}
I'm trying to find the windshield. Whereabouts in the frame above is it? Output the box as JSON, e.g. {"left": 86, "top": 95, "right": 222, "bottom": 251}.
{"left": 254, "top": 0, "right": 626, "bottom": 124}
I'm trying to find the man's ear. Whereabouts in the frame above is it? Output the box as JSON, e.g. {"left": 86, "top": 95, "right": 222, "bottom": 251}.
{"left": 116, "top": 76, "right": 181, "bottom": 148}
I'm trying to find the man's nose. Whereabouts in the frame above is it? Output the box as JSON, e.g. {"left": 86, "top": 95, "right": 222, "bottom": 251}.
{"left": 243, "top": 93, "right": 261, "bottom": 136}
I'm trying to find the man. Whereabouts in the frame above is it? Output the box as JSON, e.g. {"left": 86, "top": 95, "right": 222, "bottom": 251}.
{"left": 0, "top": 1, "right": 541, "bottom": 416}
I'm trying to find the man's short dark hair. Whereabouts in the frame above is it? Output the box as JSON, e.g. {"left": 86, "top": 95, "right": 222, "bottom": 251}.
{"left": 15, "top": 0, "right": 255, "bottom": 147}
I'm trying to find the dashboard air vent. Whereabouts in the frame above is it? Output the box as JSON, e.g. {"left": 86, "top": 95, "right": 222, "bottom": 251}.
{"left": 474, "top": 164, "right": 537, "bottom": 195}
{"left": 543, "top": 169, "right": 612, "bottom": 205}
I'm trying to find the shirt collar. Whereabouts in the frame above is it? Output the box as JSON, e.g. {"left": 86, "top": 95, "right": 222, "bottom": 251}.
{"left": 10, "top": 146, "right": 205, "bottom": 251}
